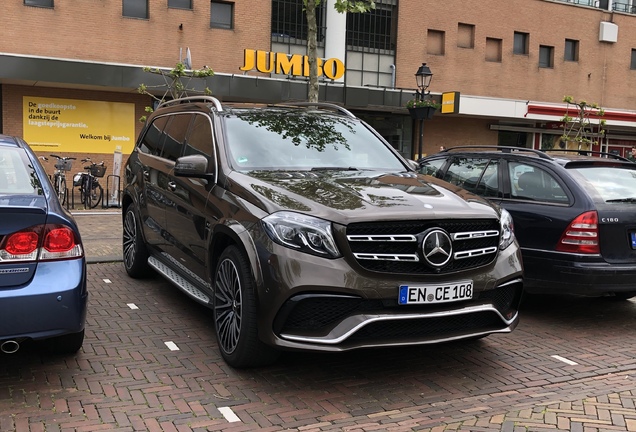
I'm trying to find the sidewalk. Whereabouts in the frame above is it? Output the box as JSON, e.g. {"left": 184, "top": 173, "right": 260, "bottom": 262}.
{"left": 71, "top": 209, "right": 123, "bottom": 264}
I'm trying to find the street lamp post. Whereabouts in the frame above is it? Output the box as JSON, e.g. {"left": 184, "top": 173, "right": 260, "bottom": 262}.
{"left": 414, "top": 63, "right": 433, "bottom": 160}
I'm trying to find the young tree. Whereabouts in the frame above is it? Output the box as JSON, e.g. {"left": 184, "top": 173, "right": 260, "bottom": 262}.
{"left": 305, "top": 0, "right": 375, "bottom": 102}
{"left": 137, "top": 62, "right": 214, "bottom": 122}
{"left": 560, "top": 95, "right": 606, "bottom": 151}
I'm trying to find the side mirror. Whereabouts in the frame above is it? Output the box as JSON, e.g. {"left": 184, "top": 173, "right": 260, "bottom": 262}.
{"left": 174, "top": 154, "right": 209, "bottom": 178}
{"left": 406, "top": 159, "right": 419, "bottom": 171}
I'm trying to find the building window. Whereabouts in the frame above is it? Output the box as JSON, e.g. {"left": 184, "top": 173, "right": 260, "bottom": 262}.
{"left": 565, "top": 39, "right": 579, "bottom": 61}
{"left": 457, "top": 23, "right": 475, "bottom": 49}
{"left": 427, "top": 30, "right": 445, "bottom": 56}
{"left": 123, "top": 0, "right": 148, "bottom": 19}
{"left": 210, "top": 1, "right": 234, "bottom": 29}
{"left": 539, "top": 45, "right": 554, "bottom": 68}
{"left": 631, "top": 49, "right": 636, "bottom": 70}
{"left": 513, "top": 31, "right": 529, "bottom": 55}
{"left": 168, "top": 0, "right": 192, "bottom": 9}
{"left": 346, "top": 0, "right": 397, "bottom": 52}
{"left": 486, "top": 38, "right": 502, "bottom": 62}
{"left": 24, "top": 0, "right": 53, "bottom": 7}
{"left": 271, "top": 0, "right": 325, "bottom": 45}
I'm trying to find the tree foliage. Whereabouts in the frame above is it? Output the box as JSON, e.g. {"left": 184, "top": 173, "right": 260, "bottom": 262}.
{"left": 304, "top": 0, "right": 375, "bottom": 102}
{"left": 235, "top": 110, "right": 354, "bottom": 152}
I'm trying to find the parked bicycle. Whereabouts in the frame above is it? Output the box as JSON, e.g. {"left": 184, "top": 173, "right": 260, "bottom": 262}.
{"left": 73, "top": 158, "right": 106, "bottom": 209}
{"left": 49, "top": 154, "right": 76, "bottom": 205}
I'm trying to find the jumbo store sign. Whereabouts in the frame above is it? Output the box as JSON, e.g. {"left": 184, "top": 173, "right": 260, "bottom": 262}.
{"left": 240, "top": 49, "right": 345, "bottom": 80}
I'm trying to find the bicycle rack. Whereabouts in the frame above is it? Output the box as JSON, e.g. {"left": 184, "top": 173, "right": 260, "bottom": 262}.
{"left": 104, "top": 175, "right": 121, "bottom": 208}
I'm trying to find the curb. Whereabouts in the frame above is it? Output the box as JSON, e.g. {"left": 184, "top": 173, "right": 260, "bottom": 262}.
{"left": 87, "top": 256, "right": 123, "bottom": 264}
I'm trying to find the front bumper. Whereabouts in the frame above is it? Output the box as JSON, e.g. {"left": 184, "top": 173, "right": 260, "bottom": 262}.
{"left": 0, "top": 258, "right": 88, "bottom": 340}
{"left": 255, "top": 241, "right": 523, "bottom": 352}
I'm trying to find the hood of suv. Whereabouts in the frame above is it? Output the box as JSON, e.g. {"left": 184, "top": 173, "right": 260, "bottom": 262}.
{"left": 229, "top": 169, "right": 499, "bottom": 223}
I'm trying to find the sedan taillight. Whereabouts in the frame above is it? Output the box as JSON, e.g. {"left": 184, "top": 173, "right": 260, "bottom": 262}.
{"left": 556, "top": 211, "right": 600, "bottom": 254}
{"left": 0, "top": 225, "right": 83, "bottom": 262}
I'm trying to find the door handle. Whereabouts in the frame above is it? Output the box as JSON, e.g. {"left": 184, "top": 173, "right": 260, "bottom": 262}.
{"left": 168, "top": 181, "right": 176, "bottom": 191}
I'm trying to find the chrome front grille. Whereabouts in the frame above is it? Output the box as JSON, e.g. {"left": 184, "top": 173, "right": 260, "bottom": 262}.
{"left": 346, "top": 220, "right": 500, "bottom": 274}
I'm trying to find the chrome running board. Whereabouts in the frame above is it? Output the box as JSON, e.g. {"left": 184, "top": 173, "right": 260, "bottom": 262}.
{"left": 148, "top": 256, "right": 211, "bottom": 305}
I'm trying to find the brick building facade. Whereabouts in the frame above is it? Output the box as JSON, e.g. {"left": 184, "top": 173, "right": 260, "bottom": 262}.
{"left": 2, "top": 0, "right": 636, "bottom": 173}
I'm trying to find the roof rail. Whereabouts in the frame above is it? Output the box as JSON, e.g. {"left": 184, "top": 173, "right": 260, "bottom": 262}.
{"left": 544, "top": 148, "right": 631, "bottom": 162}
{"left": 279, "top": 102, "right": 357, "bottom": 119}
{"left": 157, "top": 96, "right": 223, "bottom": 111}
{"left": 442, "top": 145, "right": 553, "bottom": 160}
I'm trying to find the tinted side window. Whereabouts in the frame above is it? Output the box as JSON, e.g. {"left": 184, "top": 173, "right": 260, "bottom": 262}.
{"left": 139, "top": 116, "right": 169, "bottom": 155}
{"left": 419, "top": 158, "right": 445, "bottom": 177}
{"left": 473, "top": 160, "right": 500, "bottom": 198}
{"left": 161, "top": 114, "right": 193, "bottom": 161}
{"left": 509, "top": 162, "right": 568, "bottom": 203}
{"left": 184, "top": 114, "right": 213, "bottom": 157}
{"left": 443, "top": 157, "right": 491, "bottom": 188}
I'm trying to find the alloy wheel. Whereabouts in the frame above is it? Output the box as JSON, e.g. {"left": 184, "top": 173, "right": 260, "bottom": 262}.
{"left": 214, "top": 259, "right": 242, "bottom": 354}
{"left": 123, "top": 210, "right": 137, "bottom": 270}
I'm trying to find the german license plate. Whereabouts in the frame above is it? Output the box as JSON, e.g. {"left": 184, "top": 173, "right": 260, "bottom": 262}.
{"left": 398, "top": 281, "right": 473, "bottom": 305}
{"left": 631, "top": 232, "right": 636, "bottom": 249}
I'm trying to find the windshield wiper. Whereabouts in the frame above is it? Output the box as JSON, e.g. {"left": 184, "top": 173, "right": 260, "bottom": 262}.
{"left": 606, "top": 197, "right": 636, "bottom": 203}
{"left": 310, "top": 166, "right": 359, "bottom": 171}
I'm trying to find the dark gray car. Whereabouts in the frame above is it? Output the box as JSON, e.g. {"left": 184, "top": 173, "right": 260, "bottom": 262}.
{"left": 122, "top": 97, "right": 523, "bottom": 367}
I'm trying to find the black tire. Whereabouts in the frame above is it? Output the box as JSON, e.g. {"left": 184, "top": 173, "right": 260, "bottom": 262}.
{"left": 43, "top": 329, "right": 84, "bottom": 354}
{"left": 213, "top": 245, "right": 279, "bottom": 368}
{"left": 87, "top": 182, "right": 103, "bottom": 209}
{"left": 123, "top": 206, "right": 152, "bottom": 278}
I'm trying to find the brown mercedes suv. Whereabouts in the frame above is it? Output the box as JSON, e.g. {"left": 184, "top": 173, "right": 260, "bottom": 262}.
{"left": 122, "top": 96, "right": 523, "bottom": 368}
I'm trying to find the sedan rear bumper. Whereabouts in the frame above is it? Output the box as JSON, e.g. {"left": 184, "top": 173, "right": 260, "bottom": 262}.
{"left": 0, "top": 259, "right": 88, "bottom": 340}
{"left": 523, "top": 250, "right": 636, "bottom": 296}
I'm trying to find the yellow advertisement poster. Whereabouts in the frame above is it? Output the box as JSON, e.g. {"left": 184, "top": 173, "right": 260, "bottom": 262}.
{"left": 23, "top": 97, "right": 135, "bottom": 154}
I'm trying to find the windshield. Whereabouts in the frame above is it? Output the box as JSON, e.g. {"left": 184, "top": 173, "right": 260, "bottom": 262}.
{"left": 223, "top": 110, "right": 407, "bottom": 172}
{"left": 570, "top": 166, "right": 636, "bottom": 202}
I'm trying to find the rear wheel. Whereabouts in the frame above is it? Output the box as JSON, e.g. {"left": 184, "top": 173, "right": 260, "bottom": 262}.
{"left": 213, "top": 245, "right": 279, "bottom": 368}
{"left": 123, "top": 206, "right": 151, "bottom": 278}
{"left": 87, "top": 182, "right": 103, "bottom": 209}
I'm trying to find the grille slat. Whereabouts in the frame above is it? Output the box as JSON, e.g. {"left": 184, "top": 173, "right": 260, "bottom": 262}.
{"left": 346, "top": 220, "right": 500, "bottom": 274}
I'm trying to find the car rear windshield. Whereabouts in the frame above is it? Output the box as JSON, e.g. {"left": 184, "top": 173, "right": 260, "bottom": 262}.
{"left": 0, "top": 147, "right": 43, "bottom": 196}
{"left": 569, "top": 165, "right": 636, "bottom": 202}
{"left": 223, "top": 110, "right": 406, "bottom": 171}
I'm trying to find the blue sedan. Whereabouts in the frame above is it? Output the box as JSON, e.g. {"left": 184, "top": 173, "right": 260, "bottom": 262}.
{"left": 0, "top": 134, "right": 87, "bottom": 354}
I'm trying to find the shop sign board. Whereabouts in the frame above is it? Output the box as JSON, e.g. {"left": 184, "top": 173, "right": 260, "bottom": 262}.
{"left": 23, "top": 97, "right": 135, "bottom": 154}
{"left": 240, "top": 49, "right": 346, "bottom": 80}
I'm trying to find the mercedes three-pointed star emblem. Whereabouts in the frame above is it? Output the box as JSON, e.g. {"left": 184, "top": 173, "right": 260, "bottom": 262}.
{"left": 422, "top": 229, "right": 453, "bottom": 267}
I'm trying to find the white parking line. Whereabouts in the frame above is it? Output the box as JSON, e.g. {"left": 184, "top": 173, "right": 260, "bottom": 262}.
{"left": 218, "top": 406, "right": 241, "bottom": 423}
{"left": 164, "top": 341, "right": 179, "bottom": 351}
{"left": 127, "top": 303, "right": 139, "bottom": 310}
{"left": 103, "top": 278, "right": 112, "bottom": 284}
{"left": 551, "top": 354, "right": 578, "bottom": 365}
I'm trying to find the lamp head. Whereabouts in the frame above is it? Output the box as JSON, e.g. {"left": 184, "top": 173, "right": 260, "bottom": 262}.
{"left": 415, "top": 63, "right": 433, "bottom": 92}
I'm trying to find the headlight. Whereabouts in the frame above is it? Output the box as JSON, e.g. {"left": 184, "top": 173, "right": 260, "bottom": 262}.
{"left": 499, "top": 208, "right": 515, "bottom": 250}
{"left": 262, "top": 211, "right": 341, "bottom": 258}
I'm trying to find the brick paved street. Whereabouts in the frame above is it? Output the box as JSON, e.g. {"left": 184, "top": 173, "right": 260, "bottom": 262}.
{"left": 1, "top": 211, "right": 636, "bottom": 431}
